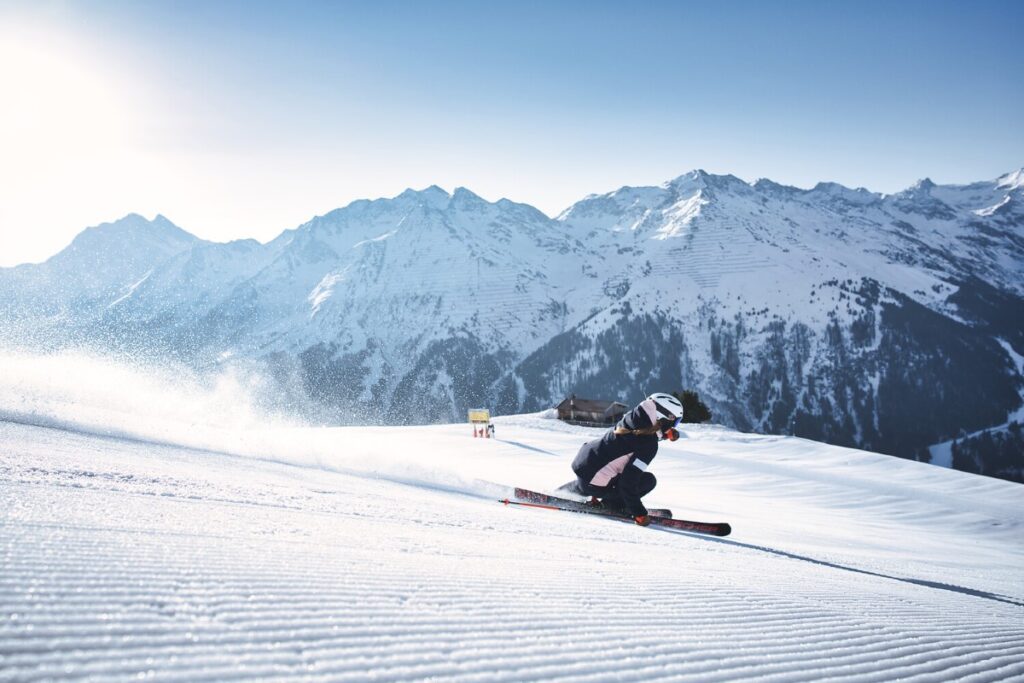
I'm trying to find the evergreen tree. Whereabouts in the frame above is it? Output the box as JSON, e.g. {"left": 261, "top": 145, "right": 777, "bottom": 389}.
{"left": 673, "top": 390, "right": 712, "bottom": 423}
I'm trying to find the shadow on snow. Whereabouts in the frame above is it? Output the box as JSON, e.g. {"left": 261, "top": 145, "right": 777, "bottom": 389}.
{"left": 660, "top": 528, "right": 1024, "bottom": 608}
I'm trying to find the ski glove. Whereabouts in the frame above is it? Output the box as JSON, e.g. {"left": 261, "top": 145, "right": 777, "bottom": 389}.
{"left": 634, "top": 514, "right": 651, "bottom": 526}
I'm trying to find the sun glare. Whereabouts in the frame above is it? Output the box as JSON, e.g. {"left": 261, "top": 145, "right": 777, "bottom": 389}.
{"left": 0, "top": 28, "right": 137, "bottom": 163}
{"left": 0, "top": 20, "right": 158, "bottom": 265}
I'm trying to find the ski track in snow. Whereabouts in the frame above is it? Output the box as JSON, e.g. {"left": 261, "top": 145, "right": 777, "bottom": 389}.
{"left": 2, "top": 417, "right": 1023, "bottom": 682}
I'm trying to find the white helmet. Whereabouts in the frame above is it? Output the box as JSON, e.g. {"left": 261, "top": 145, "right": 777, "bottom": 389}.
{"left": 647, "top": 392, "right": 684, "bottom": 422}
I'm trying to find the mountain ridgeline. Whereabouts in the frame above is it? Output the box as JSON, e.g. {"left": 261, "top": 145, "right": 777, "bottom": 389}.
{"left": 2, "top": 171, "right": 1023, "bottom": 482}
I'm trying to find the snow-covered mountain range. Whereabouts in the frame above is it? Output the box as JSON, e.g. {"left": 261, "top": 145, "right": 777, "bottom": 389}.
{"left": 2, "top": 169, "right": 1023, "bottom": 481}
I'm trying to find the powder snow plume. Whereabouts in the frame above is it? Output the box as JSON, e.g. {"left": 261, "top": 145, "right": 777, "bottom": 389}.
{"left": 0, "top": 350, "right": 507, "bottom": 500}
{"left": 0, "top": 350, "right": 306, "bottom": 446}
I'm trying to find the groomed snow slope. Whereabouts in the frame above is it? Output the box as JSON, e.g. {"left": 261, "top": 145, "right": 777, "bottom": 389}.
{"left": 2, "top": 408, "right": 1023, "bottom": 682}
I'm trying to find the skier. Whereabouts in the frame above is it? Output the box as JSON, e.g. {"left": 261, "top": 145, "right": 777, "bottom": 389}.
{"left": 560, "top": 393, "right": 683, "bottom": 526}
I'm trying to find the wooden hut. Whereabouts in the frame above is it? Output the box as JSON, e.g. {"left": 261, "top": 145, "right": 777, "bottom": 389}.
{"left": 555, "top": 395, "right": 628, "bottom": 426}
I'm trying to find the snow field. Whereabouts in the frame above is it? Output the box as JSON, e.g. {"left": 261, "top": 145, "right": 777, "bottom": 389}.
{"left": 2, "top": 411, "right": 1023, "bottom": 682}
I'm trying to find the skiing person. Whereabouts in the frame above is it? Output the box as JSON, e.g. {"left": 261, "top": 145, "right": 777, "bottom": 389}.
{"left": 560, "top": 393, "right": 683, "bottom": 526}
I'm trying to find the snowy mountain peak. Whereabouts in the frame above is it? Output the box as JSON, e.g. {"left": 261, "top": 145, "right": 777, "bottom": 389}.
{"left": 888, "top": 177, "right": 959, "bottom": 219}
{"left": 59, "top": 213, "right": 199, "bottom": 262}
{"left": 0, "top": 214, "right": 204, "bottom": 308}
{"left": 665, "top": 169, "right": 750, "bottom": 196}
{"left": 77, "top": 212, "right": 192, "bottom": 239}
{"left": 997, "top": 168, "right": 1024, "bottom": 190}
{"left": 451, "top": 186, "right": 487, "bottom": 208}
{"left": 556, "top": 185, "right": 669, "bottom": 229}
{"left": 807, "top": 181, "right": 879, "bottom": 206}
{"left": 752, "top": 177, "right": 795, "bottom": 193}
{"left": 396, "top": 185, "right": 452, "bottom": 209}
{"left": 811, "top": 180, "right": 854, "bottom": 194}
{"left": 888, "top": 178, "right": 939, "bottom": 202}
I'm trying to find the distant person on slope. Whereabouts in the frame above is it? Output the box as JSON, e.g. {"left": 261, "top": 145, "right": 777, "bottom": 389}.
{"left": 560, "top": 393, "right": 683, "bottom": 526}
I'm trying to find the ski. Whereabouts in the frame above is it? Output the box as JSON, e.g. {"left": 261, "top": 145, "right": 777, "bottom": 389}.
{"left": 649, "top": 515, "right": 731, "bottom": 537}
{"left": 505, "top": 487, "right": 732, "bottom": 537}
{"left": 512, "top": 487, "right": 673, "bottom": 518}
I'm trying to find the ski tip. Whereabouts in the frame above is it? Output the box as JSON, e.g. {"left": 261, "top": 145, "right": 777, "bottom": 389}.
{"left": 716, "top": 524, "right": 732, "bottom": 537}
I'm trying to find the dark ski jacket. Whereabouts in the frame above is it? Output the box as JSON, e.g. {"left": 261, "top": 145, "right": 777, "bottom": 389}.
{"left": 571, "top": 399, "right": 661, "bottom": 516}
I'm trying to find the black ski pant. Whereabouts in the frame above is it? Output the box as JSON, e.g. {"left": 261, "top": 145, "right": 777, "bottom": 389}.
{"left": 565, "top": 472, "right": 657, "bottom": 512}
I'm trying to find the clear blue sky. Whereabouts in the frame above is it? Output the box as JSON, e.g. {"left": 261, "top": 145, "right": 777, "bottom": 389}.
{"left": 1, "top": 0, "right": 1021, "bottom": 265}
